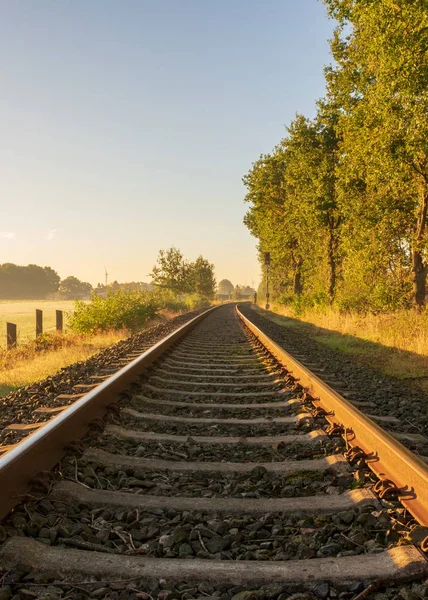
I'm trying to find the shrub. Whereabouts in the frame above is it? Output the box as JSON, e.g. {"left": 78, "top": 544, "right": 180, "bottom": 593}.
{"left": 152, "top": 289, "right": 190, "bottom": 313}
{"left": 153, "top": 289, "right": 211, "bottom": 312}
{"left": 69, "top": 290, "right": 160, "bottom": 334}
{"left": 185, "top": 293, "right": 211, "bottom": 310}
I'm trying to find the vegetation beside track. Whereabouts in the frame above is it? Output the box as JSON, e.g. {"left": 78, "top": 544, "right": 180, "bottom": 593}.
{"left": 0, "top": 302, "right": 206, "bottom": 397}
{"left": 243, "top": 2, "right": 428, "bottom": 311}
{"left": 0, "top": 246, "right": 216, "bottom": 395}
{"left": 0, "top": 328, "right": 131, "bottom": 397}
{"left": 253, "top": 304, "right": 428, "bottom": 391}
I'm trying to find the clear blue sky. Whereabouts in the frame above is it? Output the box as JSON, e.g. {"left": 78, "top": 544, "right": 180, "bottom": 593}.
{"left": 0, "top": 0, "right": 334, "bottom": 288}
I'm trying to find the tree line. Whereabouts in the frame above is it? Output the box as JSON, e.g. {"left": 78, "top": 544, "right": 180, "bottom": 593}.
{"left": 0, "top": 249, "right": 217, "bottom": 302}
{"left": 244, "top": 0, "right": 427, "bottom": 311}
{"left": 217, "top": 279, "right": 256, "bottom": 299}
{"left": 0, "top": 263, "right": 94, "bottom": 300}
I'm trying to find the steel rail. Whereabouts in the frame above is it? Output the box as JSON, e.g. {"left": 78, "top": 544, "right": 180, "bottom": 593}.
{"left": 0, "top": 306, "right": 218, "bottom": 519}
{"left": 236, "top": 305, "right": 428, "bottom": 527}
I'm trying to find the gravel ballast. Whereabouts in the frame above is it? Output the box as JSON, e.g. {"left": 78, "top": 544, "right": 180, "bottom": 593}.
{"left": 239, "top": 305, "right": 428, "bottom": 444}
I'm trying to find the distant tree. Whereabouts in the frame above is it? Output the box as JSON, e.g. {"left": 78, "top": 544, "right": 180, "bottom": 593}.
{"left": 150, "top": 248, "right": 192, "bottom": 294}
{"left": 191, "top": 256, "right": 216, "bottom": 299}
{"left": 233, "top": 285, "right": 242, "bottom": 300}
{"left": 0, "top": 263, "right": 60, "bottom": 299}
{"left": 241, "top": 285, "right": 256, "bottom": 297}
{"left": 59, "top": 276, "right": 93, "bottom": 299}
{"left": 217, "top": 279, "right": 234, "bottom": 296}
{"left": 95, "top": 281, "right": 152, "bottom": 296}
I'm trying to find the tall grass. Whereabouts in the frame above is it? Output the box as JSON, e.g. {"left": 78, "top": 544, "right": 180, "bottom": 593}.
{"left": 0, "top": 330, "right": 129, "bottom": 397}
{"left": 269, "top": 303, "right": 428, "bottom": 357}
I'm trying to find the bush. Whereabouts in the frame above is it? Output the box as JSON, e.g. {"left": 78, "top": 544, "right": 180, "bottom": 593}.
{"left": 152, "top": 289, "right": 190, "bottom": 313}
{"left": 153, "top": 289, "right": 211, "bottom": 312}
{"left": 69, "top": 290, "right": 160, "bottom": 334}
{"left": 276, "top": 291, "right": 330, "bottom": 317}
{"left": 185, "top": 293, "right": 211, "bottom": 310}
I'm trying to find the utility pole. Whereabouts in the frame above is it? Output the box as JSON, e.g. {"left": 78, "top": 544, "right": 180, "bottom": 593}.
{"left": 104, "top": 266, "right": 108, "bottom": 288}
{"left": 264, "top": 252, "right": 270, "bottom": 310}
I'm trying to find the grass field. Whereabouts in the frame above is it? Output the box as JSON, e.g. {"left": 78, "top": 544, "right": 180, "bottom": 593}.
{"left": 0, "top": 300, "right": 78, "bottom": 348}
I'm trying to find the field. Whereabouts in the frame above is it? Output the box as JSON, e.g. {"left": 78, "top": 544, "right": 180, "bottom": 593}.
{"left": 0, "top": 300, "right": 78, "bottom": 348}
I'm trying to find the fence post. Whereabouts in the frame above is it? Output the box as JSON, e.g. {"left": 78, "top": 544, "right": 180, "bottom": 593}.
{"left": 6, "top": 323, "right": 17, "bottom": 349}
{"left": 56, "top": 310, "right": 63, "bottom": 332}
{"left": 36, "top": 309, "right": 43, "bottom": 337}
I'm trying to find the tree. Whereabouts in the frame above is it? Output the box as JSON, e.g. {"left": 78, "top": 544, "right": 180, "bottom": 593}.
{"left": 217, "top": 279, "right": 234, "bottom": 296}
{"left": 191, "top": 256, "right": 216, "bottom": 299}
{"left": 59, "top": 276, "right": 93, "bottom": 299}
{"left": 324, "top": 0, "right": 428, "bottom": 307}
{"left": 243, "top": 148, "right": 303, "bottom": 301}
{"left": 283, "top": 108, "right": 342, "bottom": 302}
{"left": 0, "top": 263, "right": 60, "bottom": 299}
{"left": 150, "top": 248, "right": 193, "bottom": 294}
{"left": 243, "top": 108, "right": 342, "bottom": 305}
{"left": 239, "top": 285, "right": 256, "bottom": 297}
{"left": 242, "top": 0, "right": 427, "bottom": 312}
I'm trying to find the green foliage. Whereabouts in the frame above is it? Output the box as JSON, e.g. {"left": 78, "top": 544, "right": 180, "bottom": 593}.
{"left": 69, "top": 246, "right": 216, "bottom": 334}
{"left": 185, "top": 293, "right": 211, "bottom": 310}
{"left": 69, "top": 290, "right": 160, "bottom": 334}
{"left": 233, "top": 285, "right": 256, "bottom": 300}
{"left": 324, "top": 0, "right": 428, "bottom": 307}
{"left": 0, "top": 263, "right": 60, "bottom": 299}
{"left": 150, "top": 247, "right": 216, "bottom": 300}
{"left": 190, "top": 256, "right": 216, "bottom": 300}
{"left": 59, "top": 276, "right": 93, "bottom": 300}
{"left": 244, "top": 0, "right": 428, "bottom": 312}
{"left": 150, "top": 248, "right": 193, "bottom": 295}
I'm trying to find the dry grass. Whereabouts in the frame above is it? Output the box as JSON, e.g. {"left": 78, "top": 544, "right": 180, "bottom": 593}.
{"left": 0, "top": 330, "right": 128, "bottom": 397}
{"left": 255, "top": 304, "right": 428, "bottom": 390}
{"left": 0, "top": 309, "right": 181, "bottom": 397}
{"left": 270, "top": 305, "right": 428, "bottom": 355}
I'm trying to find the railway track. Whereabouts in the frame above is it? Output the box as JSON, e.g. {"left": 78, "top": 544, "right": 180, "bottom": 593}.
{"left": 0, "top": 303, "right": 427, "bottom": 600}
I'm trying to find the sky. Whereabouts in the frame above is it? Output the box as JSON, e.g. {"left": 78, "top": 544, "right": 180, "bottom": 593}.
{"left": 0, "top": 0, "right": 335, "bottom": 288}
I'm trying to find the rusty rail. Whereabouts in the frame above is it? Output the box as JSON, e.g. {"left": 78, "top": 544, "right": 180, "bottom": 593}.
{"left": 0, "top": 306, "right": 217, "bottom": 518}
{"left": 236, "top": 305, "right": 428, "bottom": 527}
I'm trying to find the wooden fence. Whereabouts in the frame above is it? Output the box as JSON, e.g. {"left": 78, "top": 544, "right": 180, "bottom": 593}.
{"left": 6, "top": 309, "right": 64, "bottom": 349}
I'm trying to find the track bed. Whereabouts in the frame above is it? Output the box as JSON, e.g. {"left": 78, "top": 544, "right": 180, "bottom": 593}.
{"left": 0, "top": 305, "right": 427, "bottom": 600}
